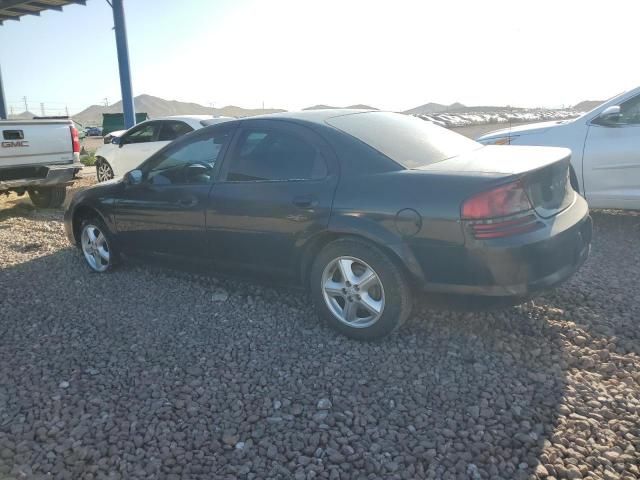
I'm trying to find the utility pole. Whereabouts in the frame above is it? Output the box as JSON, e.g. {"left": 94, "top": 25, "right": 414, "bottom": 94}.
{"left": 40, "top": 103, "right": 45, "bottom": 117}
{"left": 22, "top": 96, "right": 28, "bottom": 112}
{"left": 103, "top": 97, "right": 110, "bottom": 107}
{"left": 65, "top": 106, "right": 69, "bottom": 117}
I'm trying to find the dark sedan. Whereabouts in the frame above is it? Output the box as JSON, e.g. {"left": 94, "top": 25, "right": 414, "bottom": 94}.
{"left": 64, "top": 111, "right": 591, "bottom": 339}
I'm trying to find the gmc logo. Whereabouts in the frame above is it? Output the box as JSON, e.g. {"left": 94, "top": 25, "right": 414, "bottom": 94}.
{"left": 1, "top": 140, "right": 29, "bottom": 148}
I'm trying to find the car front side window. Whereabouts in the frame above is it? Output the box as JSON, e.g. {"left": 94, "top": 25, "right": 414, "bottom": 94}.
{"left": 617, "top": 95, "right": 640, "bottom": 126}
{"left": 158, "top": 121, "right": 194, "bottom": 141}
{"left": 225, "top": 129, "right": 327, "bottom": 182}
{"left": 122, "top": 123, "right": 159, "bottom": 145}
{"left": 143, "top": 129, "right": 232, "bottom": 186}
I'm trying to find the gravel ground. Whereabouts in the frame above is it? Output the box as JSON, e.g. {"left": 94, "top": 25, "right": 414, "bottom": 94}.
{"left": 0, "top": 184, "right": 639, "bottom": 480}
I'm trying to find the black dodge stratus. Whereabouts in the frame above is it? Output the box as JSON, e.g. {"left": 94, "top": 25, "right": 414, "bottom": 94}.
{"left": 65, "top": 111, "right": 591, "bottom": 339}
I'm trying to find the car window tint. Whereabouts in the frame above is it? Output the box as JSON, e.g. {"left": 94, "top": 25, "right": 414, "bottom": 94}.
{"left": 124, "top": 124, "right": 157, "bottom": 144}
{"left": 327, "top": 111, "right": 481, "bottom": 168}
{"left": 226, "top": 129, "right": 327, "bottom": 182}
{"left": 145, "top": 129, "right": 231, "bottom": 186}
{"left": 618, "top": 95, "right": 640, "bottom": 125}
{"left": 158, "top": 121, "right": 194, "bottom": 141}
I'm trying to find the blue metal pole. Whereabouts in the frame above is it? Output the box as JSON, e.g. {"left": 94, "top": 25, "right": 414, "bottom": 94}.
{"left": 111, "top": 0, "right": 135, "bottom": 128}
{"left": 0, "top": 64, "right": 7, "bottom": 120}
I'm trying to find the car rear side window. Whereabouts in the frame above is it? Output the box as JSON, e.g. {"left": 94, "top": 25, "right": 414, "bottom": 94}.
{"left": 158, "top": 121, "right": 194, "bottom": 141}
{"left": 226, "top": 129, "right": 327, "bottom": 182}
{"left": 326, "top": 111, "right": 481, "bottom": 168}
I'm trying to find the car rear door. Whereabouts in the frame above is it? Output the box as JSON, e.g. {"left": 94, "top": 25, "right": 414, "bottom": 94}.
{"left": 114, "top": 124, "right": 235, "bottom": 258}
{"left": 205, "top": 119, "right": 338, "bottom": 277}
{"left": 583, "top": 94, "right": 640, "bottom": 209}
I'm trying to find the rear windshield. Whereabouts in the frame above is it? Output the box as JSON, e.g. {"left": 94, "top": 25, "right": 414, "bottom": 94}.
{"left": 326, "top": 111, "right": 481, "bottom": 168}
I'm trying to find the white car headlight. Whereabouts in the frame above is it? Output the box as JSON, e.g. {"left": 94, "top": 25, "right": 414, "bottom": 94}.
{"left": 482, "top": 135, "right": 519, "bottom": 145}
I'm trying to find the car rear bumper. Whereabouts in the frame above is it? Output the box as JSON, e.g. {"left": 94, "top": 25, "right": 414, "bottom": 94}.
{"left": 419, "top": 195, "right": 592, "bottom": 297}
{"left": 0, "top": 162, "right": 83, "bottom": 191}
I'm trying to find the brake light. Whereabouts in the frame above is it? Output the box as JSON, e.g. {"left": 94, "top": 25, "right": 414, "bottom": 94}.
{"left": 461, "top": 180, "right": 532, "bottom": 220}
{"left": 70, "top": 126, "right": 80, "bottom": 154}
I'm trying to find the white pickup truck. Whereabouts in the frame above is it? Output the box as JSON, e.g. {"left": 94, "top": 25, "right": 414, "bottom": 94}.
{"left": 0, "top": 119, "right": 83, "bottom": 208}
{"left": 477, "top": 87, "right": 640, "bottom": 210}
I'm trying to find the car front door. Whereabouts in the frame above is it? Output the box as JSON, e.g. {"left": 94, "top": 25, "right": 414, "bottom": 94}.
{"left": 113, "top": 121, "right": 163, "bottom": 176}
{"left": 114, "top": 124, "right": 236, "bottom": 258}
{"left": 583, "top": 94, "right": 640, "bottom": 209}
{"left": 205, "top": 120, "right": 338, "bottom": 278}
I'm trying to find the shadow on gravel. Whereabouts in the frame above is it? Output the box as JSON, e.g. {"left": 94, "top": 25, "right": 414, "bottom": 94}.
{"left": 0, "top": 248, "right": 573, "bottom": 479}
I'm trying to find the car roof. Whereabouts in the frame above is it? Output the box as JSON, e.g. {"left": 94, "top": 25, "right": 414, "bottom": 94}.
{"left": 249, "top": 109, "right": 378, "bottom": 125}
{"left": 153, "top": 115, "right": 231, "bottom": 121}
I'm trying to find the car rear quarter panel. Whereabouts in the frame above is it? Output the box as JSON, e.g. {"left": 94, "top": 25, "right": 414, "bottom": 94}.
{"left": 329, "top": 169, "right": 505, "bottom": 284}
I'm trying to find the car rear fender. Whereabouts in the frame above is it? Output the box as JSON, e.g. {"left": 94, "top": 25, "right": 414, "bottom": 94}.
{"left": 319, "top": 212, "right": 427, "bottom": 284}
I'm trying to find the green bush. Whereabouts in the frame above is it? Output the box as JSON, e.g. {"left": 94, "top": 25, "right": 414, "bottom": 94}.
{"left": 81, "top": 154, "right": 96, "bottom": 167}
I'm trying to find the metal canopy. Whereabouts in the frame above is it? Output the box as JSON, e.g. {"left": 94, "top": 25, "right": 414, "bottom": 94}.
{"left": 0, "top": 0, "right": 86, "bottom": 25}
{"left": 0, "top": 0, "right": 136, "bottom": 129}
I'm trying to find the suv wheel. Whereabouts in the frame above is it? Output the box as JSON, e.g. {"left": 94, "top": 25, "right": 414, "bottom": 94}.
{"left": 310, "top": 238, "right": 413, "bottom": 340}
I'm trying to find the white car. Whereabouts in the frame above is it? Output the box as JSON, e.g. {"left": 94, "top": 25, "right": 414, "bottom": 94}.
{"left": 94, "top": 115, "right": 232, "bottom": 182}
{"left": 477, "top": 87, "right": 640, "bottom": 210}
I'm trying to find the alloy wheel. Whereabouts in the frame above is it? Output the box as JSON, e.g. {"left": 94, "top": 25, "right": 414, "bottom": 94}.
{"left": 81, "top": 224, "right": 111, "bottom": 272}
{"left": 321, "top": 256, "right": 385, "bottom": 328}
{"left": 97, "top": 162, "right": 114, "bottom": 182}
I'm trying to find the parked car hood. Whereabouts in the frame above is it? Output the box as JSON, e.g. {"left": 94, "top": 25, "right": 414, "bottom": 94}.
{"left": 477, "top": 120, "right": 572, "bottom": 141}
{"left": 415, "top": 145, "right": 571, "bottom": 176}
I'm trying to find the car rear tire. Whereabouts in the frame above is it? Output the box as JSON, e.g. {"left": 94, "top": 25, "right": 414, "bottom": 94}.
{"left": 310, "top": 238, "right": 413, "bottom": 340}
{"left": 79, "top": 217, "right": 117, "bottom": 272}
{"left": 28, "top": 186, "right": 67, "bottom": 208}
{"left": 96, "top": 158, "right": 114, "bottom": 182}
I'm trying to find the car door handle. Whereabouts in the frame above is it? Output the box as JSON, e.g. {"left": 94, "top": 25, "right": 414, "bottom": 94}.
{"left": 177, "top": 197, "right": 198, "bottom": 207}
{"left": 293, "top": 196, "right": 318, "bottom": 208}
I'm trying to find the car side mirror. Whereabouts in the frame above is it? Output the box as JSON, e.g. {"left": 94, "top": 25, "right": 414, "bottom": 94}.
{"left": 124, "top": 169, "right": 143, "bottom": 186}
{"left": 185, "top": 163, "right": 211, "bottom": 184}
{"left": 111, "top": 136, "right": 121, "bottom": 145}
{"left": 595, "top": 105, "right": 621, "bottom": 125}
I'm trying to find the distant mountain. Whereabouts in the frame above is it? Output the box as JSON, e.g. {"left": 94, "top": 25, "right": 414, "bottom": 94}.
{"left": 8, "top": 111, "right": 37, "bottom": 120}
{"left": 303, "top": 104, "right": 378, "bottom": 111}
{"left": 72, "top": 94, "right": 286, "bottom": 125}
{"left": 573, "top": 100, "right": 603, "bottom": 112}
{"left": 403, "top": 102, "right": 457, "bottom": 115}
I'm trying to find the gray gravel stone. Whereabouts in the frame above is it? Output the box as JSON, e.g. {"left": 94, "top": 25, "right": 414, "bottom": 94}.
{"left": 1, "top": 193, "right": 639, "bottom": 479}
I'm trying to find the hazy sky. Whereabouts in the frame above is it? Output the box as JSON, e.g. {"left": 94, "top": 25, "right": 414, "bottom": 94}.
{"left": 0, "top": 0, "right": 637, "bottom": 115}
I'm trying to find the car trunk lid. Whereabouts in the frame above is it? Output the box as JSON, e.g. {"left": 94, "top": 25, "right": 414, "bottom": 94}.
{"left": 416, "top": 145, "right": 575, "bottom": 218}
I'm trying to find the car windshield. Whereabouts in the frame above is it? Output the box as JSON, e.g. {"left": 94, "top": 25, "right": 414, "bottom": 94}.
{"left": 326, "top": 111, "right": 481, "bottom": 168}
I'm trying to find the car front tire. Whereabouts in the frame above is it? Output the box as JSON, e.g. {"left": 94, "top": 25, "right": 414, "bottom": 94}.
{"left": 79, "top": 217, "right": 117, "bottom": 272}
{"left": 310, "top": 238, "right": 413, "bottom": 340}
{"left": 96, "top": 158, "right": 114, "bottom": 183}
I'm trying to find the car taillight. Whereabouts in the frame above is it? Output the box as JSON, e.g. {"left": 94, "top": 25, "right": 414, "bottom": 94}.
{"left": 70, "top": 126, "right": 80, "bottom": 154}
{"left": 462, "top": 180, "right": 543, "bottom": 239}
{"left": 462, "top": 180, "right": 531, "bottom": 220}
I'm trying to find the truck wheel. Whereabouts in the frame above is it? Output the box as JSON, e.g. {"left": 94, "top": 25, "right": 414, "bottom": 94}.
{"left": 310, "top": 238, "right": 413, "bottom": 340}
{"left": 96, "top": 159, "right": 114, "bottom": 182}
{"left": 28, "top": 186, "right": 67, "bottom": 208}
